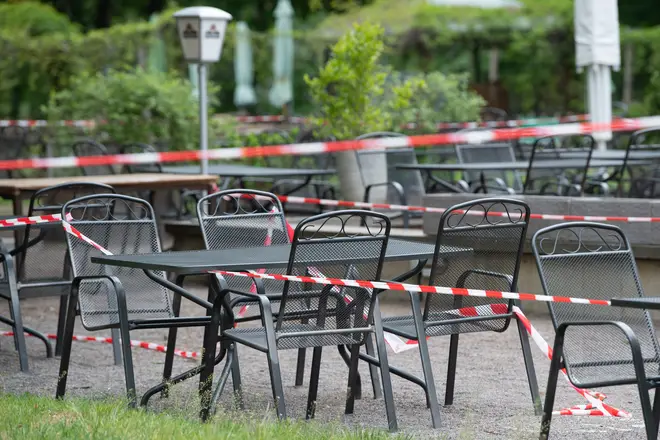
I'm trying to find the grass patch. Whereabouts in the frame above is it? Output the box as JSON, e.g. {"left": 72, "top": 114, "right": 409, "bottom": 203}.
{"left": 0, "top": 393, "right": 404, "bottom": 440}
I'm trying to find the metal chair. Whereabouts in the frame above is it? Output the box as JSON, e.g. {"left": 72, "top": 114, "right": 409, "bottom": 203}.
{"left": 271, "top": 128, "right": 337, "bottom": 214}
{"left": 165, "top": 189, "right": 305, "bottom": 388}
{"left": 532, "top": 222, "right": 660, "bottom": 440}
{"left": 523, "top": 135, "right": 598, "bottom": 196}
{"left": 355, "top": 132, "right": 426, "bottom": 228}
{"left": 73, "top": 139, "right": 116, "bottom": 176}
{"left": 455, "top": 143, "right": 522, "bottom": 193}
{"left": 0, "top": 182, "right": 117, "bottom": 372}
{"left": 55, "top": 194, "right": 215, "bottom": 412}
{"left": 0, "top": 126, "right": 41, "bottom": 179}
{"left": 380, "top": 198, "right": 541, "bottom": 428}
{"left": 612, "top": 128, "right": 660, "bottom": 198}
{"left": 120, "top": 143, "right": 199, "bottom": 219}
{"left": 207, "top": 210, "right": 399, "bottom": 431}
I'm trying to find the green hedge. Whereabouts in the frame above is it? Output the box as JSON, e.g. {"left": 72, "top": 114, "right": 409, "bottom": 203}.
{"left": 2, "top": 0, "right": 660, "bottom": 118}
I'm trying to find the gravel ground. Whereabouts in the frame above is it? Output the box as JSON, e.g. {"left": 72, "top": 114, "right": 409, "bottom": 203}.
{"left": 0, "top": 290, "right": 650, "bottom": 439}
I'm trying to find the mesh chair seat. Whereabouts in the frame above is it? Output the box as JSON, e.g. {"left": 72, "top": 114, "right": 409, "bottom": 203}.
{"left": 382, "top": 311, "right": 511, "bottom": 339}
{"left": 225, "top": 323, "right": 365, "bottom": 351}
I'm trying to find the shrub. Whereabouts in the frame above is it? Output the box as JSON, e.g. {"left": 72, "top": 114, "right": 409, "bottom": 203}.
{"left": 44, "top": 69, "right": 219, "bottom": 150}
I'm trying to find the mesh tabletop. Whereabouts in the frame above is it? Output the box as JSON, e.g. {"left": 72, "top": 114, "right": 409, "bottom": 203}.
{"left": 91, "top": 239, "right": 469, "bottom": 274}
{"left": 610, "top": 297, "right": 660, "bottom": 310}
{"left": 397, "top": 159, "right": 650, "bottom": 172}
{"left": 162, "top": 165, "right": 336, "bottom": 178}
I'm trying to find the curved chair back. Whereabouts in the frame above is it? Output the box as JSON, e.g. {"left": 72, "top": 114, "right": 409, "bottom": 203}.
{"left": 62, "top": 194, "right": 172, "bottom": 330}
{"left": 197, "top": 190, "right": 290, "bottom": 301}
{"left": 16, "top": 182, "right": 116, "bottom": 293}
{"left": 73, "top": 140, "right": 115, "bottom": 176}
{"left": 120, "top": 143, "right": 162, "bottom": 174}
{"left": 275, "top": 210, "right": 390, "bottom": 348}
{"left": 523, "top": 134, "right": 595, "bottom": 196}
{"left": 424, "top": 198, "right": 529, "bottom": 334}
{"left": 532, "top": 222, "right": 660, "bottom": 386}
{"left": 355, "top": 132, "right": 426, "bottom": 207}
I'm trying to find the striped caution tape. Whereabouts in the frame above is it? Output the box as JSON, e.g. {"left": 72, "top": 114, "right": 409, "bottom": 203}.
{"left": 0, "top": 331, "right": 200, "bottom": 360}
{"left": 59, "top": 222, "right": 630, "bottom": 417}
{"left": 277, "top": 195, "right": 660, "bottom": 224}
{"left": 0, "top": 116, "right": 658, "bottom": 171}
{"left": 211, "top": 270, "right": 612, "bottom": 307}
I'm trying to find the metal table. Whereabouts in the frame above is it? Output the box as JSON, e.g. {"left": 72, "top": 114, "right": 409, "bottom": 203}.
{"left": 610, "top": 297, "right": 660, "bottom": 310}
{"left": 397, "top": 158, "right": 651, "bottom": 194}
{"left": 92, "top": 239, "right": 466, "bottom": 274}
{"left": 162, "top": 164, "right": 336, "bottom": 194}
{"left": 92, "top": 238, "right": 469, "bottom": 405}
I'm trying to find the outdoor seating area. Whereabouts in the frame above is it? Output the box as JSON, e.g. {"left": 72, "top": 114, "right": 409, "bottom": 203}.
{"left": 5, "top": 0, "right": 660, "bottom": 439}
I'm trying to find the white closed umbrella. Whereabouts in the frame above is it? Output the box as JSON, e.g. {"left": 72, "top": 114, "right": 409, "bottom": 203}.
{"left": 234, "top": 22, "right": 257, "bottom": 108}
{"left": 269, "top": 0, "right": 294, "bottom": 110}
{"left": 575, "top": 0, "right": 621, "bottom": 151}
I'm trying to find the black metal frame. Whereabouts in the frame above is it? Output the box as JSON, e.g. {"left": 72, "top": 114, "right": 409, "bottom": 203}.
{"left": 355, "top": 132, "right": 423, "bottom": 228}
{"left": 612, "top": 128, "right": 660, "bottom": 198}
{"left": 0, "top": 182, "right": 117, "bottom": 371}
{"left": 206, "top": 210, "right": 400, "bottom": 431}
{"left": 72, "top": 139, "right": 115, "bottom": 176}
{"left": 532, "top": 222, "right": 660, "bottom": 440}
{"left": 380, "top": 198, "right": 542, "bottom": 428}
{"left": 454, "top": 143, "right": 520, "bottom": 194}
{"left": 522, "top": 135, "right": 597, "bottom": 196}
{"left": 55, "top": 194, "right": 220, "bottom": 419}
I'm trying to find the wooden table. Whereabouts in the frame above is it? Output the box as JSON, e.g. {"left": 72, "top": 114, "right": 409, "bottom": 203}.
{"left": 0, "top": 173, "right": 218, "bottom": 216}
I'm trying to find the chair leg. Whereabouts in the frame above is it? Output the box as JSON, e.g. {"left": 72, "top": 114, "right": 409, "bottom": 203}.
{"left": 365, "top": 334, "right": 383, "bottom": 399}
{"left": 344, "top": 344, "right": 361, "bottom": 415}
{"left": 231, "top": 344, "right": 244, "bottom": 409}
{"left": 199, "top": 305, "right": 221, "bottom": 422}
{"left": 515, "top": 317, "right": 542, "bottom": 415}
{"left": 373, "top": 298, "right": 398, "bottom": 432}
{"left": 117, "top": 321, "right": 136, "bottom": 408}
{"left": 539, "top": 334, "right": 563, "bottom": 440}
{"left": 7, "top": 282, "right": 29, "bottom": 372}
{"left": 210, "top": 343, "right": 236, "bottom": 416}
{"left": 410, "top": 293, "right": 441, "bottom": 428}
{"left": 110, "top": 328, "right": 122, "bottom": 366}
{"left": 652, "top": 387, "right": 660, "bottom": 436}
{"left": 55, "top": 295, "right": 68, "bottom": 357}
{"left": 56, "top": 291, "right": 79, "bottom": 399}
{"left": 162, "top": 292, "right": 182, "bottom": 398}
{"left": 637, "top": 380, "right": 657, "bottom": 440}
{"left": 444, "top": 334, "right": 459, "bottom": 406}
{"left": 295, "top": 348, "right": 306, "bottom": 386}
{"left": 265, "top": 340, "right": 286, "bottom": 420}
{"left": 306, "top": 347, "right": 323, "bottom": 419}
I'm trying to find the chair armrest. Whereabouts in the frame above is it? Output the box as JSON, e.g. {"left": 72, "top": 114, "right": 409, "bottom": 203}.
{"left": 214, "top": 288, "right": 274, "bottom": 328}
{"left": 456, "top": 269, "right": 514, "bottom": 291}
{"left": 554, "top": 320, "right": 645, "bottom": 373}
{"left": 364, "top": 181, "right": 407, "bottom": 206}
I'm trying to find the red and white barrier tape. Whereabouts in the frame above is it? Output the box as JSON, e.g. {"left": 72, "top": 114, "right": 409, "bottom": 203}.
{"left": 0, "top": 117, "right": 658, "bottom": 171}
{"left": 59, "top": 221, "right": 630, "bottom": 417}
{"left": 0, "top": 213, "right": 63, "bottom": 228}
{"left": 0, "top": 120, "right": 97, "bottom": 128}
{"left": 0, "top": 331, "right": 199, "bottom": 360}
{"left": 211, "top": 270, "right": 612, "bottom": 307}
{"left": 277, "top": 195, "right": 660, "bottom": 224}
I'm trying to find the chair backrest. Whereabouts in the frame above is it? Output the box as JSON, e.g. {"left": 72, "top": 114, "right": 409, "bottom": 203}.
{"left": 73, "top": 140, "right": 116, "bottom": 176}
{"left": 455, "top": 142, "right": 522, "bottom": 192}
{"left": 197, "top": 190, "right": 290, "bottom": 295}
{"left": 120, "top": 143, "right": 162, "bottom": 173}
{"left": 0, "top": 126, "right": 27, "bottom": 178}
{"left": 62, "top": 194, "right": 172, "bottom": 330}
{"left": 532, "top": 222, "right": 660, "bottom": 386}
{"left": 618, "top": 128, "right": 660, "bottom": 198}
{"left": 523, "top": 134, "right": 595, "bottom": 196}
{"left": 16, "top": 183, "right": 116, "bottom": 292}
{"left": 355, "top": 132, "right": 426, "bottom": 205}
{"left": 424, "top": 198, "right": 529, "bottom": 332}
{"left": 275, "top": 210, "right": 390, "bottom": 349}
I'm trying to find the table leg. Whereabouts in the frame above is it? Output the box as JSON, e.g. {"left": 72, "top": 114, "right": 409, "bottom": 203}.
{"left": 12, "top": 194, "right": 25, "bottom": 274}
